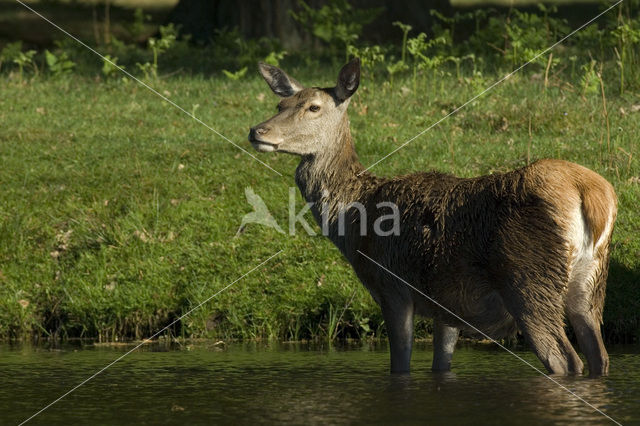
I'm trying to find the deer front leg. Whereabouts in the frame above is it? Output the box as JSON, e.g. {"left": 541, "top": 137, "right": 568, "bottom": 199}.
{"left": 381, "top": 299, "right": 414, "bottom": 374}
{"left": 431, "top": 319, "right": 459, "bottom": 371}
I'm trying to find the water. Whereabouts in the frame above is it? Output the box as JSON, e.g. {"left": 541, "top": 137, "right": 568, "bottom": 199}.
{"left": 1, "top": 341, "right": 639, "bottom": 425}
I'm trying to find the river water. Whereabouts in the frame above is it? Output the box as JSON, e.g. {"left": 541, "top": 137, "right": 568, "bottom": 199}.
{"left": 1, "top": 341, "right": 638, "bottom": 425}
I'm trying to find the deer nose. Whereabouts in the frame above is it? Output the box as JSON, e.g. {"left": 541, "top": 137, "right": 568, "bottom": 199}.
{"left": 249, "top": 126, "right": 270, "bottom": 142}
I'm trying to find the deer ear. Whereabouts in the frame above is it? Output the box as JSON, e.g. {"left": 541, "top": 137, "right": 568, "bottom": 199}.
{"left": 258, "top": 62, "right": 304, "bottom": 98}
{"left": 335, "top": 57, "right": 360, "bottom": 102}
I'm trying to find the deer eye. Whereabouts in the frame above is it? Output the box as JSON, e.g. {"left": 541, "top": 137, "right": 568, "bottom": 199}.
{"left": 276, "top": 104, "right": 283, "bottom": 112}
{"left": 308, "top": 105, "right": 320, "bottom": 112}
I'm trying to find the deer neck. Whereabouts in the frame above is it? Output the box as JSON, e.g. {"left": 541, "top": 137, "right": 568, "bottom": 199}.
{"left": 295, "top": 114, "right": 368, "bottom": 217}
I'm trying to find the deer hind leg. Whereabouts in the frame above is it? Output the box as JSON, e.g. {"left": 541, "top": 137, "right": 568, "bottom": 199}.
{"left": 431, "top": 319, "right": 459, "bottom": 371}
{"left": 517, "top": 318, "right": 583, "bottom": 375}
{"left": 566, "top": 248, "right": 611, "bottom": 376}
{"left": 567, "top": 309, "right": 608, "bottom": 376}
{"left": 501, "top": 280, "right": 583, "bottom": 375}
{"left": 381, "top": 298, "right": 414, "bottom": 374}
{"left": 565, "top": 204, "right": 612, "bottom": 376}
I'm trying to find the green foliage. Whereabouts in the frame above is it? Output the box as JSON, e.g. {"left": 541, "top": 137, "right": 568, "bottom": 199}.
{"left": 153, "top": 23, "right": 178, "bottom": 53}
{"left": 136, "top": 23, "right": 178, "bottom": 80}
{"left": 580, "top": 59, "right": 600, "bottom": 96}
{"left": 463, "top": 68, "right": 489, "bottom": 93}
{"left": 0, "top": 41, "right": 24, "bottom": 72}
{"left": 383, "top": 21, "right": 414, "bottom": 88}
{"left": 446, "top": 54, "right": 476, "bottom": 81}
{"left": 385, "top": 60, "right": 408, "bottom": 89}
{"left": 347, "top": 44, "right": 385, "bottom": 78}
{"left": 263, "top": 50, "right": 288, "bottom": 67}
{"left": 466, "top": 13, "right": 505, "bottom": 59}
{"left": 101, "top": 55, "right": 128, "bottom": 84}
{"left": 128, "top": 7, "right": 151, "bottom": 40}
{"left": 572, "top": 23, "right": 606, "bottom": 55}
{"left": 407, "top": 33, "right": 448, "bottom": 68}
{"left": 1, "top": 41, "right": 38, "bottom": 79}
{"left": 392, "top": 21, "right": 412, "bottom": 63}
{"left": 102, "top": 54, "right": 119, "bottom": 77}
{"left": 135, "top": 61, "right": 154, "bottom": 80}
{"left": 406, "top": 32, "right": 448, "bottom": 92}
{"left": 222, "top": 67, "right": 248, "bottom": 80}
{"left": 3, "top": 1, "right": 638, "bottom": 93}
{"left": 45, "top": 49, "right": 75, "bottom": 76}
{"left": 459, "top": 6, "right": 568, "bottom": 68}
{"left": 14, "top": 50, "right": 37, "bottom": 77}
{"left": 291, "top": 0, "right": 382, "bottom": 61}
{"left": 504, "top": 10, "right": 549, "bottom": 67}
{"left": 211, "top": 28, "right": 281, "bottom": 69}
{"left": 389, "top": 20, "right": 454, "bottom": 93}
{"left": 611, "top": 19, "right": 640, "bottom": 93}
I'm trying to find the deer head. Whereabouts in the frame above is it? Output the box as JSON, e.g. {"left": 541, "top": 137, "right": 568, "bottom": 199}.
{"left": 249, "top": 58, "right": 360, "bottom": 156}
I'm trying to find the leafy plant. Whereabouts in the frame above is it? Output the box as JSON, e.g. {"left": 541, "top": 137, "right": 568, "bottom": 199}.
{"left": 346, "top": 44, "right": 385, "bottom": 79}
{"left": 429, "top": 9, "right": 461, "bottom": 48}
{"left": 392, "top": 21, "right": 412, "bottom": 64}
{"left": 504, "top": 11, "right": 547, "bottom": 68}
{"left": 151, "top": 24, "right": 178, "bottom": 62}
{"left": 263, "top": 50, "right": 288, "bottom": 67}
{"left": 128, "top": 7, "right": 151, "bottom": 40}
{"left": 136, "top": 62, "right": 154, "bottom": 80}
{"left": 429, "top": 9, "right": 480, "bottom": 56}
{"left": 386, "top": 59, "right": 408, "bottom": 89}
{"left": 211, "top": 28, "right": 280, "bottom": 68}
{"left": 382, "top": 21, "right": 414, "bottom": 89}
{"left": 581, "top": 59, "right": 600, "bottom": 96}
{"left": 291, "top": 0, "right": 382, "bottom": 62}
{"left": 464, "top": 68, "right": 489, "bottom": 94}
{"left": 536, "top": 4, "right": 569, "bottom": 41}
{"left": 137, "top": 23, "right": 178, "bottom": 80}
{"left": 14, "top": 49, "right": 37, "bottom": 79}
{"left": 0, "top": 41, "right": 24, "bottom": 72}
{"left": 466, "top": 14, "right": 505, "bottom": 59}
{"left": 407, "top": 32, "right": 447, "bottom": 92}
{"left": 0, "top": 41, "right": 38, "bottom": 79}
{"left": 503, "top": 7, "right": 568, "bottom": 69}
{"left": 611, "top": 21, "right": 640, "bottom": 93}
{"left": 572, "top": 22, "right": 607, "bottom": 65}
{"left": 101, "top": 55, "right": 128, "bottom": 83}
{"left": 222, "top": 67, "right": 248, "bottom": 80}
{"left": 45, "top": 50, "right": 75, "bottom": 76}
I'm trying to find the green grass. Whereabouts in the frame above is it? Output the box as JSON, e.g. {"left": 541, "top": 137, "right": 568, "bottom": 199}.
{"left": 1, "top": 61, "right": 639, "bottom": 343}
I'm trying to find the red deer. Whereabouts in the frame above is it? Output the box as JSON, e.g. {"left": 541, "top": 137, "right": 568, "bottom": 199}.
{"left": 249, "top": 58, "right": 617, "bottom": 376}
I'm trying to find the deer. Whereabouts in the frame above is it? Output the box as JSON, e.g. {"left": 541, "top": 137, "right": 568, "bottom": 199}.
{"left": 249, "top": 58, "right": 617, "bottom": 376}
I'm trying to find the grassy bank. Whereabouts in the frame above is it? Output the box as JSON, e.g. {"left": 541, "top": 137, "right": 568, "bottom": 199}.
{"left": 1, "top": 61, "right": 639, "bottom": 343}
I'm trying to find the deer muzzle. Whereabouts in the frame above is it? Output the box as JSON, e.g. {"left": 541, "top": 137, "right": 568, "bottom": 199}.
{"left": 249, "top": 126, "right": 280, "bottom": 152}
